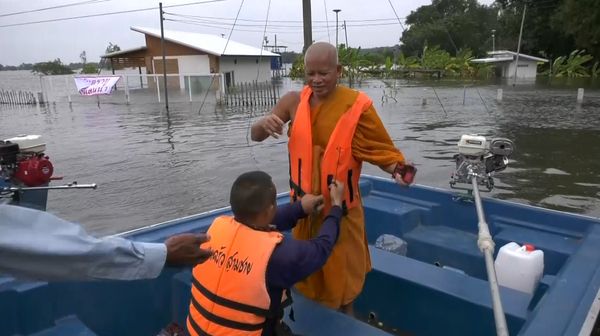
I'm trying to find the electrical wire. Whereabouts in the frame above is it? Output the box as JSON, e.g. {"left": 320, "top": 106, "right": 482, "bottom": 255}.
{"left": 165, "top": 18, "right": 336, "bottom": 34}
{"left": 0, "top": 0, "right": 109, "bottom": 18}
{"left": 197, "top": 0, "right": 245, "bottom": 114}
{"left": 165, "top": 13, "right": 405, "bottom": 24}
{"left": 0, "top": 0, "right": 226, "bottom": 28}
{"left": 323, "top": 0, "right": 331, "bottom": 43}
{"left": 386, "top": 0, "right": 406, "bottom": 31}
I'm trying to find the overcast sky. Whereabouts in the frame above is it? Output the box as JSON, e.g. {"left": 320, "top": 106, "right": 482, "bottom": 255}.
{"left": 0, "top": 0, "right": 494, "bottom": 65}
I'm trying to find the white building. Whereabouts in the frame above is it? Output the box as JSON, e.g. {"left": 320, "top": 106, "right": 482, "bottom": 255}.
{"left": 471, "top": 50, "right": 548, "bottom": 79}
{"left": 102, "top": 26, "right": 280, "bottom": 89}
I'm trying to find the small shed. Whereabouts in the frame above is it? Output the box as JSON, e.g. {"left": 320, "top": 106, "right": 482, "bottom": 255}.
{"left": 471, "top": 50, "right": 548, "bottom": 79}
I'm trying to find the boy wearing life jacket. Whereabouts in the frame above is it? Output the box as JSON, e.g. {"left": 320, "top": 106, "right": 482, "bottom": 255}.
{"left": 187, "top": 170, "right": 344, "bottom": 336}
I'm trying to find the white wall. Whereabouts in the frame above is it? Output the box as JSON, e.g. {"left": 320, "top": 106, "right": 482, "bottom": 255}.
{"left": 175, "top": 55, "right": 210, "bottom": 89}
{"left": 504, "top": 60, "right": 539, "bottom": 78}
{"left": 220, "top": 56, "right": 273, "bottom": 84}
{"left": 152, "top": 55, "right": 210, "bottom": 88}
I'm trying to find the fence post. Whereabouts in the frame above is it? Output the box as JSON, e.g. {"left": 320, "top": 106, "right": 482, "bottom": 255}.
{"left": 156, "top": 75, "right": 161, "bottom": 103}
{"left": 577, "top": 88, "right": 584, "bottom": 104}
{"left": 496, "top": 88, "right": 503, "bottom": 102}
{"left": 188, "top": 76, "right": 192, "bottom": 102}
{"left": 125, "top": 75, "right": 130, "bottom": 104}
{"left": 48, "top": 77, "right": 55, "bottom": 103}
{"left": 65, "top": 76, "right": 72, "bottom": 105}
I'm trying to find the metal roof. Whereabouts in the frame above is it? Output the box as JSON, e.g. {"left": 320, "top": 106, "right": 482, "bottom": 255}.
{"left": 101, "top": 46, "right": 147, "bottom": 58}
{"left": 487, "top": 50, "right": 548, "bottom": 62}
{"left": 470, "top": 57, "right": 513, "bottom": 64}
{"left": 131, "top": 26, "right": 279, "bottom": 57}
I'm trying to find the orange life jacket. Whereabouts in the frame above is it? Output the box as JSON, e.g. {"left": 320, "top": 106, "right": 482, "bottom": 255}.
{"left": 288, "top": 86, "right": 371, "bottom": 213}
{"left": 187, "top": 216, "right": 284, "bottom": 336}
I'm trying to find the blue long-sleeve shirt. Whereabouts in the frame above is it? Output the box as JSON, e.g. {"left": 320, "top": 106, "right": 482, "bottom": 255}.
{"left": 0, "top": 204, "right": 166, "bottom": 281}
{"left": 263, "top": 202, "right": 342, "bottom": 335}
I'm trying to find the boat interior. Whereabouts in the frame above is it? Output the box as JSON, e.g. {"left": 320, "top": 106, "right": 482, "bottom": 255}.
{"left": 2, "top": 176, "right": 599, "bottom": 336}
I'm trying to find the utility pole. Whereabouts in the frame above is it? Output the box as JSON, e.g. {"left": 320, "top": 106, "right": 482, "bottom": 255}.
{"left": 302, "top": 0, "right": 312, "bottom": 52}
{"left": 513, "top": 3, "right": 526, "bottom": 86}
{"left": 333, "top": 9, "right": 341, "bottom": 49}
{"left": 343, "top": 20, "right": 348, "bottom": 47}
{"left": 159, "top": 2, "right": 169, "bottom": 111}
{"left": 491, "top": 29, "right": 496, "bottom": 52}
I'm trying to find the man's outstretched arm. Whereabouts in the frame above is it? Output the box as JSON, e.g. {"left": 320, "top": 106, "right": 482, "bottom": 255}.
{"left": 0, "top": 205, "right": 211, "bottom": 281}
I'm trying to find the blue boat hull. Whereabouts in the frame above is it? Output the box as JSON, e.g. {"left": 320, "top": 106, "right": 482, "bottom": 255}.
{"left": 2, "top": 175, "right": 599, "bottom": 336}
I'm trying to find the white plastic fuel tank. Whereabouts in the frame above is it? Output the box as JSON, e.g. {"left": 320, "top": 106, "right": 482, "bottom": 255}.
{"left": 4, "top": 135, "right": 46, "bottom": 153}
{"left": 495, "top": 242, "right": 544, "bottom": 295}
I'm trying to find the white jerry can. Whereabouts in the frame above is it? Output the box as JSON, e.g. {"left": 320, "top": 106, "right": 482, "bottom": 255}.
{"left": 494, "top": 242, "right": 544, "bottom": 295}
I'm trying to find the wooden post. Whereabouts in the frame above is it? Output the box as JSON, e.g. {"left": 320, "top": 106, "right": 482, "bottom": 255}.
{"left": 125, "top": 75, "right": 130, "bottom": 104}
{"left": 577, "top": 88, "right": 584, "bottom": 104}
{"left": 188, "top": 76, "right": 192, "bottom": 102}
{"left": 65, "top": 76, "right": 72, "bottom": 105}
{"left": 496, "top": 88, "right": 503, "bottom": 102}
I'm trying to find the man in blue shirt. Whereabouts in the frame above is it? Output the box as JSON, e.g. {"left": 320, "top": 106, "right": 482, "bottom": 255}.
{"left": 0, "top": 204, "right": 212, "bottom": 281}
{"left": 187, "top": 171, "right": 343, "bottom": 336}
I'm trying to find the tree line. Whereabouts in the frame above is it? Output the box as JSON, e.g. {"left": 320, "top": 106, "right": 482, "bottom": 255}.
{"left": 0, "top": 42, "right": 121, "bottom": 75}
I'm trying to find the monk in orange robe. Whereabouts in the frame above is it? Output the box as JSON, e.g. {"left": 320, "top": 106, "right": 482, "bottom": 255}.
{"left": 251, "top": 42, "right": 415, "bottom": 314}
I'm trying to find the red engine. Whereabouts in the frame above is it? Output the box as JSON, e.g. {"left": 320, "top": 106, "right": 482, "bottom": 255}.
{"left": 14, "top": 155, "right": 54, "bottom": 187}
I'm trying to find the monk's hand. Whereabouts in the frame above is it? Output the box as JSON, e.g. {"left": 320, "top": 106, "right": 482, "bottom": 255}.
{"left": 392, "top": 162, "right": 417, "bottom": 187}
{"left": 301, "top": 194, "right": 325, "bottom": 214}
{"left": 165, "top": 233, "right": 213, "bottom": 267}
{"left": 261, "top": 114, "right": 284, "bottom": 139}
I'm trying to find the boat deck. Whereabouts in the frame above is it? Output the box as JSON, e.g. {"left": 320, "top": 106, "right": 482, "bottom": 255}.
{"left": 2, "top": 175, "right": 600, "bottom": 336}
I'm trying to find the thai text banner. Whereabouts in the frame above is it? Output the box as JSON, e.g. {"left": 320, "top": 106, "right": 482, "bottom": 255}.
{"left": 74, "top": 76, "right": 120, "bottom": 96}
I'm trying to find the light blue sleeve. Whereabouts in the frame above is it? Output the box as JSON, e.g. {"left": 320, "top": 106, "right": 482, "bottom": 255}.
{"left": 0, "top": 204, "right": 167, "bottom": 281}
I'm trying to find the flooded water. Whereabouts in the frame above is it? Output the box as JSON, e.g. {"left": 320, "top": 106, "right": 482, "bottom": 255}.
{"left": 1, "top": 70, "right": 599, "bottom": 235}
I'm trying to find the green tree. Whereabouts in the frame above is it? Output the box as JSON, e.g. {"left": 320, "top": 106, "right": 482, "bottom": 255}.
{"left": 105, "top": 42, "right": 121, "bottom": 54}
{"left": 32, "top": 59, "right": 74, "bottom": 75}
{"left": 81, "top": 63, "right": 99, "bottom": 74}
{"left": 495, "top": 0, "right": 575, "bottom": 61}
{"left": 400, "top": 0, "right": 498, "bottom": 57}
{"left": 289, "top": 54, "right": 304, "bottom": 79}
{"left": 554, "top": 0, "right": 600, "bottom": 61}
{"left": 543, "top": 50, "right": 593, "bottom": 77}
{"left": 104, "top": 42, "right": 121, "bottom": 69}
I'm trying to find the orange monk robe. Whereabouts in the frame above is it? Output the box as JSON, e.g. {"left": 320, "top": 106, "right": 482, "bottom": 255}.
{"left": 291, "top": 85, "right": 405, "bottom": 308}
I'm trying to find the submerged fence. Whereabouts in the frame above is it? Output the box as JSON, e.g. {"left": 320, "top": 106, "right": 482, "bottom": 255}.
{"left": 0, "top": 89, "right": 39, "bottom": 105}
{"left": 221, "top": 81, "right": 280, "bottom": 106}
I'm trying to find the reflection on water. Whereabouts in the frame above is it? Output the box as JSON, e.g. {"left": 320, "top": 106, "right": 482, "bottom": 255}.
{"left": 1, "top": 73, "right": 599, "bottom": 234}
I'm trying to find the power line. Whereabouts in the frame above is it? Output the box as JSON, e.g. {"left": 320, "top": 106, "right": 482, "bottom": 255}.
{"left": 386, "top": 0, "right": 406, "bottom": 31}
{"left": 164, "top": 15, "right": 404, "bottom": 30}
{"left": 0, "top": 0, "right": 109, "bottom": 18}
{"left": 197, "top": 0, "right": 245, "bottom": 114}
{"left": 163, "top": 13, "right": 405, "bottom": 23}
{"left": 322, "top": 0, "right": 331, "bottom": 43}
{"left": 165, "top": 18, "right": 337, "bottom": 33}
{"left": 0, "top": 0, "right": 226, "bottom": 28}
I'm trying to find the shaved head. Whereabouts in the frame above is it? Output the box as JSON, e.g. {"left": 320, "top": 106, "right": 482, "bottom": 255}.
{"left": 303, "top": 42, "right": 341, "bottom": 99}
{"left": 304, "top": 42, "right": 338, "bottom": 67}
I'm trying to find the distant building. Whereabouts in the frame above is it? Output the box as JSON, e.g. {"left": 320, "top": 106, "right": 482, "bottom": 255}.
{"left": 101, "top": 26, "right": 280, "bottom": 89}
{"left": 471, "top": 50, "right": 548, "bottom": 79}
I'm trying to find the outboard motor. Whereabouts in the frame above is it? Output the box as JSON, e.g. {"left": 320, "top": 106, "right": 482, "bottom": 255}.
{"left": 450, "top": 134, "right": 515, "bottom": 192}
{"left": 0, "top": 135, "right": 96, "bottom": 210}
{"left": 448, "top": 134, "right": 515, "bottom": 336}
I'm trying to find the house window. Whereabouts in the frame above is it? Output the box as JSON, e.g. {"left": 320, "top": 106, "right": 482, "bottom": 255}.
{"left": 517, "top": 64, "right": 529, "bottom": 68}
